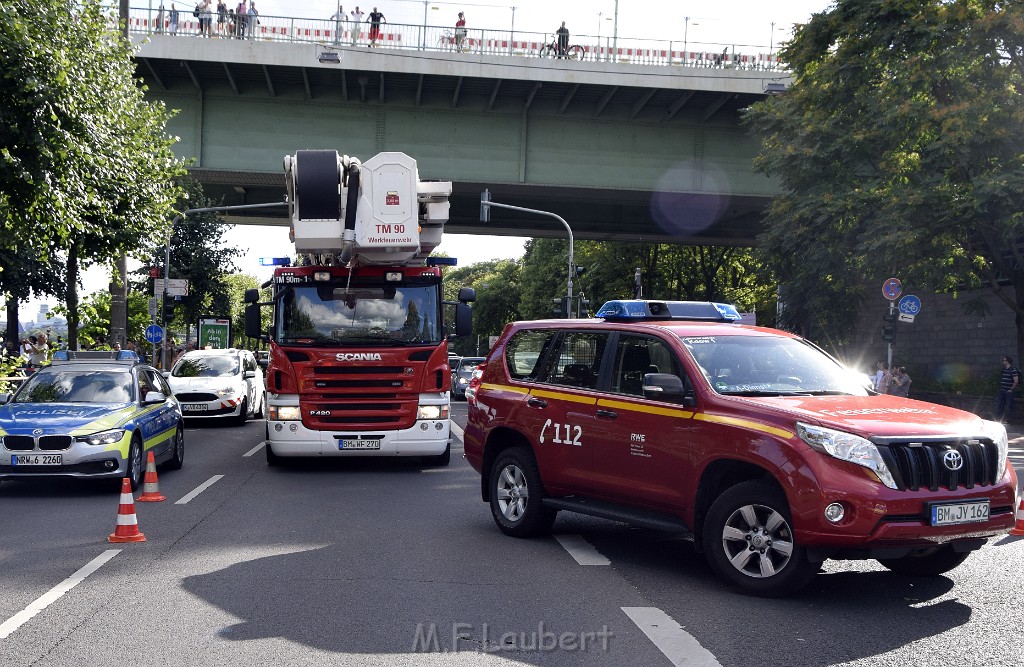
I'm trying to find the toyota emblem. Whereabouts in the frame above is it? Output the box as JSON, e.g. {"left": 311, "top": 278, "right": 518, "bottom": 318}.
{"left": 942, "top": 450, "right": 964, "bottom": 471}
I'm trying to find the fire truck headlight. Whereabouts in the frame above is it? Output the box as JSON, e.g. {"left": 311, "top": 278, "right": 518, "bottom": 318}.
{"left": 269, "top": 405, "right": 301, "bottom": 421}
{"left": 418, "top": 404, "right": 450, "bottom": 420}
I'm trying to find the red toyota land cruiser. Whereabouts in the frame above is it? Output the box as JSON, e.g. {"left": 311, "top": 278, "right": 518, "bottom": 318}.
{"left": 463, "top": 300, "right": 1019, "bottom": 596}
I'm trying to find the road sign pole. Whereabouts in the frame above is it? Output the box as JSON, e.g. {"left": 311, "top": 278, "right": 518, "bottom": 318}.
{"left": 887, "top": 301, "right": 894, "bottom": 368}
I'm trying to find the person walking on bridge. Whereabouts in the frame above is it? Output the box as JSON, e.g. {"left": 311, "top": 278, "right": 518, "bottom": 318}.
{"left": 367, "top": 7, "right": 386, "bottom": 47}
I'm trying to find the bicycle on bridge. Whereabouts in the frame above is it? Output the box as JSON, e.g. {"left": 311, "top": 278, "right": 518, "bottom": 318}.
{"left": 537, "top": 39, "right": 586, "bottom": 61}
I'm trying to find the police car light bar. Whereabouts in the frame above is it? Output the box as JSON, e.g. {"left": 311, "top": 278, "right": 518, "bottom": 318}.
{"left": 260, "top": 257, "right": 292, "bottom": 266}
{"left": 426, "top": 257, "right": 458, "bottom": 266}
{"left": 595, "top": 300, "right": 742, "bottom": 322}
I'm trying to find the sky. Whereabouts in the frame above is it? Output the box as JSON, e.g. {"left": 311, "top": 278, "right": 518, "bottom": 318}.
{"left": 10, "top": 0, "right": 833, "bottom": 322}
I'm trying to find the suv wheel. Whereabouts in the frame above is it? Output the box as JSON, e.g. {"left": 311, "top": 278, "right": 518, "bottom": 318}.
{"left": 125, "top": 436, "right": 144, "bottom": 492}
{"left": 703, "top": 480, "right": 816, "bottom": 597}
{"left": 489, "top": 446, "right": 557, "bottom": 537}
{"left": 878, "top": 546, "right": 971, "bottom": 576}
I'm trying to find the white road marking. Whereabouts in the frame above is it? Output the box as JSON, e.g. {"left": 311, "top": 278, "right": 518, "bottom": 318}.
{"left": 0, "top": 549, "right": 121, "bottom": 640}
{"left": 554, "top": 534, "right": 611, "bottom": 565}
{"left": 450, "top": 421, "right": 464, "bottom": 440}
{"left": 175, "top": 475, "right": 224, "bottom": 505}
{"left": 243, "top": 441, "right": 267, "bottom": 457}
{"left": 622, "top": 607, "right": 722, "bottom": 667}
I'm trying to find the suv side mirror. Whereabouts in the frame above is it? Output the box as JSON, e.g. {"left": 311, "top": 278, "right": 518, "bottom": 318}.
{"left": 642, "top": 373, "right": 696, "bottom": 406}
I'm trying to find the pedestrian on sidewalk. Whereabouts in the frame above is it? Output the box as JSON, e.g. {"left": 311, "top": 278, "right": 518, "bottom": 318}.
{"left": 995, "top": 355, "right": 1022, "bottom": 423}
{"left": 891, "top": 366, "right": 912, "bottom": 398}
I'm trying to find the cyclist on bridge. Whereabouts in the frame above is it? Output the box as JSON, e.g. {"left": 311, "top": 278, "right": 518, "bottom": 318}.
{"left": 556, "top": 21, "right": 569, "bottom": 58}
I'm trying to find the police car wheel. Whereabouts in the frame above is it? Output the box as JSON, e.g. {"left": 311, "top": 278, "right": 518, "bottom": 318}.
{"left": 166, "top": 423, "right": 185, "bottom": 470}
{"left": 126, "top": 437, "right": 144, "bottom": 492}
{"left": 489, "top": 446, "right": 557, "bottom": 537}
{"left": 877, "top": 546, "right": 971, "bottom": 576}
{"left": 703, "top": 480, "right": 817, "bottom": 597}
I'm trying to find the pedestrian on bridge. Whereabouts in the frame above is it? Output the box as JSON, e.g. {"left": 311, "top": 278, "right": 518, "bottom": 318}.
{"left": 455, "top": 12, "right": 466, "bottom": 51}
{"left": 556, "top": 21, "right": 569, "bottom": 58}
{"left": 350, "top": 6, "right": 363, "bottom": 45}
{"left": 367, "top": 7, "right": 386, "bottom": 47}
{"left": 169, "top": 4, "right": 179, "bottom": 35}
{"left": 330, "top": 4, "right": 347, "bottom": 44}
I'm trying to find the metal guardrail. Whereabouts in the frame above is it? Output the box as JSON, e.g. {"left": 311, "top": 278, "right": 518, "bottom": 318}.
{"left": 122, "top": 7, "right": 786, "bottom": 71}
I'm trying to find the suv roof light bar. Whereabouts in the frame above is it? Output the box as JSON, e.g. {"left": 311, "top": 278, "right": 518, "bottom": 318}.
{"left": 595, "top": 299, "right": 742, "bottom": 323}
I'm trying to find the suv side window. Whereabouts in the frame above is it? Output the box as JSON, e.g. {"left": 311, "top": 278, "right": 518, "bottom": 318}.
{"left": 539, "top": 331, "right": 609, "bottom": 390}
{"left": 505, "top": 330, "right": 558, "bottom": 380}
{"left": 611, "top": 334, "right": 683, "bottom": 397}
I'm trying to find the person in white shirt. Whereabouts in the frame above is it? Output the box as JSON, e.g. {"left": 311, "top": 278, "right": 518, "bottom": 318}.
{"left": 350, "top": 6, "right": 363, "bottom": 45}
{"left": 330, "top": 4, "right": 346, "bottom": 44}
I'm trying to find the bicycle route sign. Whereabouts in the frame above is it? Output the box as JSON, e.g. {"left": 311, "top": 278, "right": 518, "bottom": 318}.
{"left": 145, "top": 324, "right": 164, "bottom": 344}
{"left": 898, "top": 295, "right": 921, "bottom": 323}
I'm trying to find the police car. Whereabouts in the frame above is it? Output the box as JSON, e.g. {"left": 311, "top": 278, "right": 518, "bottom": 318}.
{"left": 464, "top": 300, "right": 1018, "bottom": 596}
{"left": 0, "top": 351, "right": 185, "bottom": 491}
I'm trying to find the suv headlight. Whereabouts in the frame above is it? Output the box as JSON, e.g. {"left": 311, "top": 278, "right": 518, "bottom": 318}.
{"left": 75, "top": 429, "right": 127, "bottom": 446}
{"left": 981, "top": 420, "right": 1009, "bottom": 481}
{"left": 797, "top": 422, "right": 898, "bottom": 489}
{"left": 418, "top": 404, "right": 450, "bottom": 420}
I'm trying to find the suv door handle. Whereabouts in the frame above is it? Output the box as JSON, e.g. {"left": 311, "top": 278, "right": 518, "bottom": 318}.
{"left": 595, "top": 409, "right": 618, "bottom": 419}
{"left": 527, "top": 397, "right": 548, "bottom": 408}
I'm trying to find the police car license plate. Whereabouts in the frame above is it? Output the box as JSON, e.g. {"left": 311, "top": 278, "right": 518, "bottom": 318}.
{"left": 12, "top": 454, "right": 62, "bottom": 466}
{"left": 930, "top": 500, "right": 989, "bottom": 526}
{"left": 339, "top": 439, "right": 381, "bottom": 450}
{"left": 182, "top": 403, "right": 206, "bottom": 412}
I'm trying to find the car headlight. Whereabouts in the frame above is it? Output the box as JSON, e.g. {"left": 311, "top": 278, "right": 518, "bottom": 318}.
{"left": 268, "top": 405, "right": 301, "bottom": 421}
{"left": 418, "top": 404, "right": 450, "bottom": 420}
{"left": 75, "top": 429, "right": 128, "bottom": 446}
{"left": 215, "top": 386, "right": 239, "bottom": 397}
{"left": 458, "top": 378, "right": 468, "bottom": 385}
{"left": 797, "top": 422, "right": 898, "bottom": 489}
{"left": 981, "top": 420, "right": 1009, "bottom": 481}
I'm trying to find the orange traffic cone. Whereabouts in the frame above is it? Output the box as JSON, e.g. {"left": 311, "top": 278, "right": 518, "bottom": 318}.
{"left": 135, "top": 451, "right": 166, "bottom": 502}
{"left": 108, "top": 477, "right": 146, "bottom": 543}
{"left": 1011, "top": 500, "right": 1024, "bottom": 537}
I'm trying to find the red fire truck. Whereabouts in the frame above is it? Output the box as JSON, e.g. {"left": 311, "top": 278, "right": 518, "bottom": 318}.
{"left": 245, "top": 150, "right": 474, "bottom": 466}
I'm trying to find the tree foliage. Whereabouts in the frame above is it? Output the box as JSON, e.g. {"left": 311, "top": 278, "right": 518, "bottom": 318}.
{"left": 1, "top": 0, "right": 186, "bottom": 347}
{"left": 745, "top": 0, "right": 1024, "bottom": 353}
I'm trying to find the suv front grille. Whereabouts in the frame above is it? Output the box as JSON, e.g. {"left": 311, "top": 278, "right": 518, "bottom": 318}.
{"left": 877, "top": 439, "right": 1000, "bottom": 491}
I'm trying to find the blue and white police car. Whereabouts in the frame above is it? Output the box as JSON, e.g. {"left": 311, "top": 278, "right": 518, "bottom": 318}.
{"left": 0, "top": 351, "right": 185, "bottom": 491}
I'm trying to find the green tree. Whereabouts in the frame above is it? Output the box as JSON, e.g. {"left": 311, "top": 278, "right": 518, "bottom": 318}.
{"left": 445, "top": 259, "right": 522, "bottom": 355}
{"left": 0, "top": 1, "right": 185, "bottom": 350}
{"left": 53, "top": 290, "right": 151, "bottom": 350}
{"left": 223, "top": 273, "right": 271, "bottom": 350}
{"left": 745, "top": 1, "right": 1024, "bottom": 351}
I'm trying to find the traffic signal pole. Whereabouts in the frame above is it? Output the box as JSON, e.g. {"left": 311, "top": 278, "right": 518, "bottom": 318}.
{"left": 480, "top": 190, "right": 574, "bottom": 314}
{"left": 887, "top": 300, "right": 894, "bottom": 368}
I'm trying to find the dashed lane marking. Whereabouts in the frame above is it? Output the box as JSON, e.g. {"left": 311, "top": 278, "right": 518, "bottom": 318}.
{"left": 622, "top": 607, "right": 722, "bottom": 667}
{"left": 450, "top": 421, "right": 464, "bottom": 440}
{"left": 243, "top": 441, "right": 267, "bottom": 457}
{"left": 0, "top": 549, "right": 121, "bottom": 640}
{"left": 175, "top": 475, "right": 224, "bottom": 505}
{"left": 555, "top": 534, "right": 611, "bottom": 566}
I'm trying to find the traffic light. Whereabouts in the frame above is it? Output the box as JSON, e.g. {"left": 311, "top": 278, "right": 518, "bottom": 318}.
{"left": 882, "top": 313, "right": 896, "bottom": 342}
{"left": 552, "top": 297, "right": 568, "bottom": 318}
{"left": 163, "top": 299, "right": 176, "bottom": 324}
{"left": 573, "top": 265, "right": 586, "bottom": 278}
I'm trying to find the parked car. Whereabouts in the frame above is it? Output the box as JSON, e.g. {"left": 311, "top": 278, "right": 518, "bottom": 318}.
{"left": 451, "top": 356, "right": 485, "bottom": 400}
{"left": 464, "top": 299, "right": 1018, "bottom": 597}
{"left": 165, "top": 348, "right": 265, "bottom": 425}
{"left": 0, "top": 350, "right": 184, "bottom": 491}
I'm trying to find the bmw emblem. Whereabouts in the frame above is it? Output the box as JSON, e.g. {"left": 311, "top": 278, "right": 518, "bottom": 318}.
{"left": 942, "top": 450, "right": 964, "bottom": 471}
{"left": 32, "top": 428, "right": 44, "bottom": 436}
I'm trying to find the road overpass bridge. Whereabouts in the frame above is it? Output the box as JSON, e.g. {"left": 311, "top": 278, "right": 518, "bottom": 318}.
{"left": 133, "top": 28, "right": 788, "bottom": 246}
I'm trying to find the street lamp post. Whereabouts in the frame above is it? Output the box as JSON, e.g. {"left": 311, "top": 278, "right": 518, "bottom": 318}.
{"left": 683, "top": 15, "right": 689, "bottom": 55}
{"left": 770, "top": 21, "right": 776, "bottom": 52}
{"left": 612, "top": 0, "right": 618, "bottom": 63}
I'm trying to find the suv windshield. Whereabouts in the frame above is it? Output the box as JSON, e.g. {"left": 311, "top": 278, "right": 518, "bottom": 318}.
{"left": 680, "top": 334, "right": 869, "bottom": 396}
{"left": 15, "top": 369, "right": 134, "bottom": 404}
{"left": 173, "top": 355, "right": 239, "bottom": 378}
{"left": 276, "top": 284, "right": 441, "bottom": 345}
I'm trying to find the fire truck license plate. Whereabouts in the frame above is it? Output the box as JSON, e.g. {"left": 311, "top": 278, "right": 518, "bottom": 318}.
{"left": 12, "top": 454, "right": 62, "bottom": 466}
{"left": 930, "top": 500, "right": 989, "bottom": 526}
{"left": 339, "top": 439, "right": 381, "bottom": 450}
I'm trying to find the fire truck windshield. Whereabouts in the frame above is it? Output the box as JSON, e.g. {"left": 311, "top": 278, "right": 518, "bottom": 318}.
{"left": 275, "top": 284, "right": 441, "bottom": 345}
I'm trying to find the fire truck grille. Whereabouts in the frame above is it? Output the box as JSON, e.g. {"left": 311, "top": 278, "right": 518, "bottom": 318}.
{"left": 877, "top": 439, "right": 1001, "bottom": 492}
{"left": 314, "top": 366, "right": 405, "bottom": 375}
{"left": 313, "top": 380, "right": 405, "bottom": 389}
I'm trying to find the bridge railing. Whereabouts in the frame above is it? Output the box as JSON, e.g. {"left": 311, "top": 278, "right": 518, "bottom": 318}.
{"left": 125, "top": 7, "right": 785, "bottom": 71}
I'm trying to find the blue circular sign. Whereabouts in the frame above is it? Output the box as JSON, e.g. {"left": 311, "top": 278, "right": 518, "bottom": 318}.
{"left": 898, "top": 295, "right": 921, "bottom": 316}
{"left": 882, "top": 278, "right": 902, "bottom": 301}
{"left": 145, "top": 324, "right": 164, "bottom": 344}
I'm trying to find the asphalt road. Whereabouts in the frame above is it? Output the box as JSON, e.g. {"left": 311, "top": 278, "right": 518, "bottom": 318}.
{"left": 1, "top": 407, "right": 1022, "bottom": 666}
